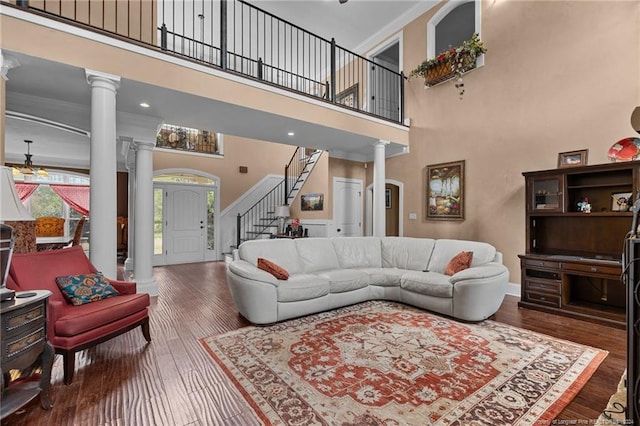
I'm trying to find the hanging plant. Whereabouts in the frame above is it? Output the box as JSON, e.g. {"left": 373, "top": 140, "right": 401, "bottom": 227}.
{"left": 410, "top": 33, "right": 487, "bottom": 99}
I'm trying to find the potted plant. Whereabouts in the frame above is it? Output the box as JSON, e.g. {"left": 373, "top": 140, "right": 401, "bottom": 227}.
{"left": 410, "top": 33, "right": 487, "bottom": 97}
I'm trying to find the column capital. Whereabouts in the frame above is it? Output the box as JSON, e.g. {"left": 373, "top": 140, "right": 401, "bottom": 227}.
{"left": 85, "top": 69, "right": 121, "bottom": 91}
{"left": 1, "top": 51, "right": 20, "bottom": 81}
{"left": 132, "top": 139, "right": 156, "bottom": 152}
{"left": 375, "top": 140, "right": 391, "bottom": 147}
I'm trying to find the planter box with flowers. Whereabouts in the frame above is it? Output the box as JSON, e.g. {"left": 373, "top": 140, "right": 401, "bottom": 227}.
{"left": 410, "top": 33, "right": 487, "bottom": 97}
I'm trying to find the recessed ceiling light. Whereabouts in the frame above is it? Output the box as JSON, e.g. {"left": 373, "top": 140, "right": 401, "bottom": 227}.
{"left": 287, "top": 132, "right": 295, "bottom": 136}
{"left": 140, "top": 102, "right": 150, "bottom": 108}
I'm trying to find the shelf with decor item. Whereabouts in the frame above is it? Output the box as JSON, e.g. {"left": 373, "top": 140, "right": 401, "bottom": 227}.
{"left": 410, "top": 33, "right": 486, "bottom": 97}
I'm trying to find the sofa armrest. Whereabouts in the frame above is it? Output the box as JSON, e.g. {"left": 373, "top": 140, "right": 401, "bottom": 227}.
{"left": 226, "top": 261, "right": 279, "bottom": 324}
{"left": 451, "top": 263, "right": 510, "bottom": 321}
{"left": 448, "top": 262, "right": 507, "bottom": 284}
{"left": 47, "top": 299, "right": 66, "bottom": 338}
{"left": 228, "top": 260, "right": 278, "bottom": 286}
{"left": 108, "top": 279, "right": 137, "bottom": 295}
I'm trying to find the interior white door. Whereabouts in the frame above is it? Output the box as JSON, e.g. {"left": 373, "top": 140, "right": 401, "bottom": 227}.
{"left": 333, "top": 178, "right": 362, "bottom": 237}
{"left": 166, "top": 185, "right": 205, "bottom": 264}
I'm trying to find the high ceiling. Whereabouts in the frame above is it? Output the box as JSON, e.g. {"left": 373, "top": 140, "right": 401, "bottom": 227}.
{"left": 3, "top": 0, "right": 435, "bottom": 167}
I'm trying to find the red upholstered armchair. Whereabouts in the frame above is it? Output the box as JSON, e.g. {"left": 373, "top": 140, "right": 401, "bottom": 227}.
{"left": 7, "top": 246, "right": 151, "bottom": 384}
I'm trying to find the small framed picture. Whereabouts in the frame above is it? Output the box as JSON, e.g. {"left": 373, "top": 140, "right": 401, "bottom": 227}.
{"left": 611, "top": 192, "right": 632, "bottom": 211}
{"left": 385, "top": 189, "right": 392, "bottom": 209}
{"left": 558, "top": 149, "right": 588, "bottom": 168}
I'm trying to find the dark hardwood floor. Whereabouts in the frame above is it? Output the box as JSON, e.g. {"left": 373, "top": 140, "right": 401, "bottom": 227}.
{"left": 3, "top": 261, "right": 626, "bottom": 425}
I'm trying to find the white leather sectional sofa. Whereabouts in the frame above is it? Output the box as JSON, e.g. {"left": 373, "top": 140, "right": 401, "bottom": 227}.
{"left": 226, "top": 236, "right": 509, "bottom": 324}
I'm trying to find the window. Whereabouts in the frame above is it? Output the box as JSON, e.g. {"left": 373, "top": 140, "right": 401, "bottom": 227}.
{"left": 427, "top": 0, "right": 481, "bottom": 62}
{"left": 16, "top": 171, "right": 90, "bottom": 239}
{"left": 154, "top": 188, "right": 164, "bottom": 255}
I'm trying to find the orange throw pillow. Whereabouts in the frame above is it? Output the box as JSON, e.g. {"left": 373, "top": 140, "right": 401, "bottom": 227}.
{"left": 445, "top": 251, "right": 473, "bottom": 276}
{"left": 257, "top": 258, "right": 289, "bottom": 280}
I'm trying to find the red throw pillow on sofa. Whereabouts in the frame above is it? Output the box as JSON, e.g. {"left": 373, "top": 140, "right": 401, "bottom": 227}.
{"left": 445, "top": 251, "right": 473, "bottom": 276}
{"left": 257, "top": 258, "right": 289, "bottom": 280}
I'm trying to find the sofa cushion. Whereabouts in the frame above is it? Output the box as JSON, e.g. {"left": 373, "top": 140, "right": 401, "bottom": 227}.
{"left": 257, "top": 258, "right": 289, "bottom": 280}
{"left": 445, "top": 251, "right": 473, "bottom": 276}
{"left": 359, "top": 268, "right": 405, "bottom": 287}
{"left": 401, "top": 271, "right": 454, "bottom": 298}
{"left": 381, "top": 237, "right": 435, "bottom": 271}
{"left": 276, "top": 274, "right": 330, "bottom": 302}
{"left": 316, "top": 269, "right": 370, "bottom": 293}
{"left": 295, "top": 238, "right": 340, "bottom": 273}
{"left": 427, "top": 239, "right": 496, "bottom": 274}
{"left": 56, "top": 272, "right": 120, "bottom": 306}
{"left": 55, "top": 293, "right": 150, "bottom": 337}
{"left": 332, "top": 237, "right": 382, "bottom": 269}
{"left": 238, "top": 239, "right": 302, "bottom": 275}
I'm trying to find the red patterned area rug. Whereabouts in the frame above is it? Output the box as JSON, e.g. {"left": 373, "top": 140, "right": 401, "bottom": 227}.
{"left": 200, "top": 301, "right": 607, "bottom": 425}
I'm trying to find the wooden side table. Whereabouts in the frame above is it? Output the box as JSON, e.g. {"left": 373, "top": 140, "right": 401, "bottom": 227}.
{"left": 1, "top": 290, "right": 54, "bottom": 420}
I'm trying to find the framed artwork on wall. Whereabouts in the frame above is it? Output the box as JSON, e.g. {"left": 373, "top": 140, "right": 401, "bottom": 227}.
{"left": 301, "top": 193, "right": 324, "bottom": 211}
{"left": 426, "top": 160, "right": 465, "bottom": 220}
{"left": 385, "top": 189, "right": 392, "bottom": 209}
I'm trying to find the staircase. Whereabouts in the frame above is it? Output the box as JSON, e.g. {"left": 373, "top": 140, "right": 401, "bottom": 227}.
{"left": 234, "top": 147, "right": 322, "bottom": 248}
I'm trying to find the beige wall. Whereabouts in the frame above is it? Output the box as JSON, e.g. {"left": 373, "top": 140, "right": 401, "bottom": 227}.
{"left": 153, "top": 135, "right": 298, "bottom": 210}
{"left": 3, "top": 1, "right": 639, "bottom": 284}
{"left": 393, "top": 0, "right": 640, "bottom": 282}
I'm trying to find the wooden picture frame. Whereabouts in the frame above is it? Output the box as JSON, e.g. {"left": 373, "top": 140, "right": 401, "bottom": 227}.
{"left": 611, "top": 192, "right": 632, "bottom": 212}
{"left": 558, "top": 149, "right": 588, "bottom": 168}
{"left": 426, "top": 160, "right": 465, "bottom": 220}
{"left": 301, "top": 193, "right": 324, "bottom": 211}
{"left": 336, "top": 84, "right": 359, "bottom": 109}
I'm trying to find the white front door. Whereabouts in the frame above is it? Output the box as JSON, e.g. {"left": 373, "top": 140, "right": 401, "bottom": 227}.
{"left": 166, "top": 185, "right": 205, "bottom": 264}
{"left": 333, "top": 178, "right": 363, "bottom": 237}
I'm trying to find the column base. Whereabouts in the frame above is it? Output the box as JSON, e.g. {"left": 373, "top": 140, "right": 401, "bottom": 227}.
{"left": 134, "top": 277, "right": 158, "bottom": 297}
{"left": 124, "top": 257, "right": 134, "bottom": 271}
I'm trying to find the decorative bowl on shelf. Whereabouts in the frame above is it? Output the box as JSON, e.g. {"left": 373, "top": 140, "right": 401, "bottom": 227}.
{"left": 607, "top": 137, "right": 640, "bottom": 162}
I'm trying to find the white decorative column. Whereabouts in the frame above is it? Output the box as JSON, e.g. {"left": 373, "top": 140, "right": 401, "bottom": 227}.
{"left": 1, "top": 51, "right": 19, "bottom": 164}
{"left": 373, "top": 140, "right": 389, "bottom": 237}
{"left": 124, "top": 140, "right": 136, "bottom": 271}
{"left": 86, "top": 69, "right": 120, "bottom": 279}
{"left": 132, "top": 139, "right": 158, "bottom": 296}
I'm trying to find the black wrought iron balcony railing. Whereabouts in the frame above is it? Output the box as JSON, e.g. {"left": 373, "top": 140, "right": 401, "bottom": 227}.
{"left": 7, "top": 0, "right": 405, "bottom": 124}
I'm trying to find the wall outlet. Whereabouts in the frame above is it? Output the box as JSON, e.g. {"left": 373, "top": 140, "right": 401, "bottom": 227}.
{"left": 409, "top": 213, "right": 417, "bottom": 220}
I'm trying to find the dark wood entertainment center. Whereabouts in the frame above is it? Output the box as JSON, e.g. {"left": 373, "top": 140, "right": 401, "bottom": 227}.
{"left": 518, "top": 161, "right": 639, "bottom": 329}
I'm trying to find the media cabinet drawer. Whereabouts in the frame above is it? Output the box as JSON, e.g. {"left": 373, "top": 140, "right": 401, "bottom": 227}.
{"left": 523, "top": 259, "right": 560, "bottom": 270}
{"left": 525, "top": 291, "right": 561, "bottom": 308}
{"left": 562, "top": 263, "right": 620, "bottom": 277}
{"left": 524, "top": 279, "right": 561, "bottom": 295}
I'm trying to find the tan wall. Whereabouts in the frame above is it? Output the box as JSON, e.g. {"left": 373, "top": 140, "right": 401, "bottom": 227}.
{"left": 393, "top": 0, "right": 640, "bottom": 282}
{"left": 3, "top": 0, "right": 639, "bottom": 284}
{"left": 153, "top": 135, "right": 298, "bottom": 210}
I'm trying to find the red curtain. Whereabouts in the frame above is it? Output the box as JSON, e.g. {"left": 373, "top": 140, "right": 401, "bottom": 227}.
{"left": 15, "top": 183, "right": 39, "bottom": 201}
{"left": 50, "top": 185, "right": 90, "bottom": 216}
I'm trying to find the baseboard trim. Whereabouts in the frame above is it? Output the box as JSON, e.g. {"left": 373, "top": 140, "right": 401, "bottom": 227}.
{"left": 506, "top": 282, "right": 521, "bottom": 298}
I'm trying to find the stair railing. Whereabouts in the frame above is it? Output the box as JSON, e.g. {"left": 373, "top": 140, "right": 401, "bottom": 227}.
{"left": 236, "top": 147, "right": 319, "bottom": 247}
{"left": 236, "top": 180, "right": 286, "bottom": 248}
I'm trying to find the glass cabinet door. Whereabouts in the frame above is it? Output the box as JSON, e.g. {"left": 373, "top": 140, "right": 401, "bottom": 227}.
{"left": 530, "top": 177, "right": 563, "bottom": 212}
